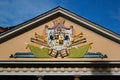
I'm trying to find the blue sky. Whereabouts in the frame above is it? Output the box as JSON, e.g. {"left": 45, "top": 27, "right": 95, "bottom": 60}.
{"left": 0, "top": 0, "right": 120, "bottom": 34}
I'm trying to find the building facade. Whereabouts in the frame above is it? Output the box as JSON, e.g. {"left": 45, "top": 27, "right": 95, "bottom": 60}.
{"left": 0, "top": 7, "right": 120, "bottom": 80}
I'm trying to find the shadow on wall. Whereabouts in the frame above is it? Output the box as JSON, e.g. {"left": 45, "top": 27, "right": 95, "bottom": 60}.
{"left": 80, "top": 76, "right": 120, "bottom": 80}
{"left": 0, "top": 76, "right": 74, "bottom": 80}
{"left": 0, "top": 75, "right": 120, "bottom": 80}
{"left": 43, "top": 76, "right": 74, "bottom": 80}
{"left": 80, "top": 61, "right": 120, "bottom": 80}
{"left": 90, "top": 61, "right": 118, "bottom": 80}
{"left": 90, "top": 61, "right": 112, "bottom": 76}
{"left": 0, "top": 76, "right": 38, "bottom": 80}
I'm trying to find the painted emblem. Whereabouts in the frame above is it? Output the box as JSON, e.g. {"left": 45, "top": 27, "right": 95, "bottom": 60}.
{"left": 10, "top": 17, "right": 107, "bottom": 58}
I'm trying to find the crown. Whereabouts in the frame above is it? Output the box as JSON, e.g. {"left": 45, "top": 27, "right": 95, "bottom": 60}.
{"left": 53, "top": 17, "right": 65, "bottom": 25}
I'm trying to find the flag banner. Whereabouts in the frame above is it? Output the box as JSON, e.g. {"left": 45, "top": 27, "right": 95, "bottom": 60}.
{"left": 60, "top": 49, "right": 68, "bottom": 58}
{"left": 49, "top": 49, "right": 58, "bottom": 58}
{"left": 28, "top": 44, "right": 51, "bottom": 58}
{"left": 67, "top": 44, "right": 90, "bottom": 58}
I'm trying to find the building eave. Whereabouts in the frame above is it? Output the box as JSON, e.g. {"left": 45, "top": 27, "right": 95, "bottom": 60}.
{"left": 0, "top": 60, "right": 120, "bottom": 76}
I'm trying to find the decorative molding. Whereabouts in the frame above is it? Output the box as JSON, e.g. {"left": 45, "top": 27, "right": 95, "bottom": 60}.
{"left": 0, "top": 67, "right": 3, "bottom": 72}
{"left": 46, "top": 67, "right": 50, "bottom": 72}
{"left": 7, "top": 67, "right": 11, "bottom": 72}
{"left": 68, "top": 67, "right": 72, "bottom": 72}
{"left": 38, "top": 67, "right": 42, "bottom": 72}
{"left": 15, "top": 67, "right": 19, "bottom": 72}
{"left": 0, "top": 67, "right": 120, "bottom": 75}
{"left": 30, "top": 67, "right": 35, "bottom": 72}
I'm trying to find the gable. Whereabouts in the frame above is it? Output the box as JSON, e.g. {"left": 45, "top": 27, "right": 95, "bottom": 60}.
{"left": 0, "top": 7, "right": 120, "bottom": 61}
{"left": 0, "top": 16, "right": 120, "bottom": 61}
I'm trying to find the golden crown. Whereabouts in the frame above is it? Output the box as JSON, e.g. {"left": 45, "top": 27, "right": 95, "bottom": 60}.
{"left": 53, "top": 17, "right": 65, "bottom": 25}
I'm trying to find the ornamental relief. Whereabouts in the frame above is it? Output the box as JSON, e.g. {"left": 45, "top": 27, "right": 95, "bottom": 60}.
{"left": 10, "top": 18, "right": 107, "bottom": 59}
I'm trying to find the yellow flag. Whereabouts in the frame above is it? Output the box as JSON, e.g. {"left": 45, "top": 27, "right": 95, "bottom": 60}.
{"left": 28, "top": 44, "right": 51, "bottom": 58}
{"left": 68, "top": 44, "right": 90, "bottom": 58}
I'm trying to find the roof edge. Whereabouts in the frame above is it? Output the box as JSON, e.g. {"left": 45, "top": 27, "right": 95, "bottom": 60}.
{"left": 0, "top": 6, "right": 119, "bottom": 44}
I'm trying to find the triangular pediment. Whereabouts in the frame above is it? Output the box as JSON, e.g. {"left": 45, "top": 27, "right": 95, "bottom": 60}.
{"left": 0, "top": 7, "right": 120, "bottom": 61}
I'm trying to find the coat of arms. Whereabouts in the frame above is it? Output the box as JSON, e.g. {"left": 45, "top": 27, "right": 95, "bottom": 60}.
{"left": 10, "top": 17, "right": 107, "bottom": 58}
